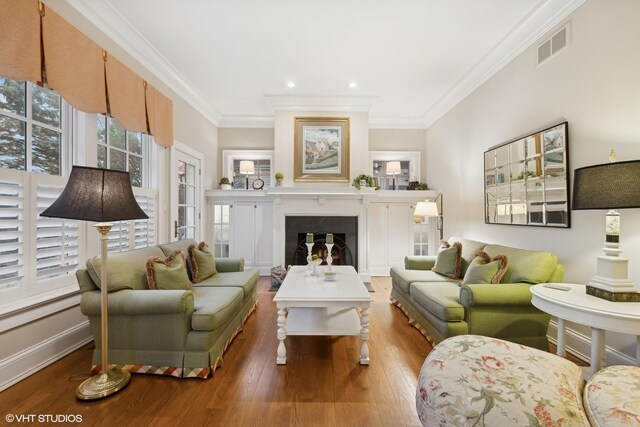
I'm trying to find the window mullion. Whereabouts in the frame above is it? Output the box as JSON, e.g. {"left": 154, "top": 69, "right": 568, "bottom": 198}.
{"left": 25, "top": 84, "right": 33, "bottom": 173}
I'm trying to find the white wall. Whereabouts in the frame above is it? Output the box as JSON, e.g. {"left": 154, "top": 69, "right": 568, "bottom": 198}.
{"left": 425, "top": 0, "right": 640, "bottom": 362}
{"left": 273, "top": 111, "right": 369, "bottom": 187}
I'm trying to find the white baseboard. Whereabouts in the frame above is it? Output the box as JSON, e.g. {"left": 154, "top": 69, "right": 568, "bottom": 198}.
{"left": 0, "top": 321, "right": 93, "bottom": 392}
{"left": 547, "top": 320, "right": 636, "bottom": 366}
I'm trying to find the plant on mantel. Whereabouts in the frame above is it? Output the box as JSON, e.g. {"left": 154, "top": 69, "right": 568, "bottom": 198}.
{"left": 352, "top": 174, "right": 376, "bottom": 190}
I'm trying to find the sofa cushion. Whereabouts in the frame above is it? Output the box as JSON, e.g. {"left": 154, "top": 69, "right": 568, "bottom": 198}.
{"left": 390, "top": 267, "right": 458, "bottom": 294}
{"left": 159, "top": 239, "right": 198, "bottom": 279}
{"left": 188, "top": 241, "right": 217, "bottom": 282}
{"left": 86, "top": 246, "right": 166, "bottom": 291}
{"left": 146, "top": 250, "right": 192, "bottom": 290}
{"left": 196, "top": 270, "right": 259, "bottom": 300}
{"left": 449, "top": 237, "right": 487, "bottom": 276}
{"left": 483, "top": 244, "right": 557, "bottom": 284}
{"left": 432, "top": 241, "right": 462, "bottom": 279}
{"left": 410, "top": 282, "right": 464, "bottom": 322}
{"left": 461, "top": 251, "right": 509, "bottom": 285}
{"left": 191, "top": 287, "right": 243, "bottom": 331}
{"left": 583, "top": 365, "right": 640, "bottom": 427}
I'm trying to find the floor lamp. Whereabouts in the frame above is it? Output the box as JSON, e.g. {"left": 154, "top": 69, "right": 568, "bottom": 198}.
{"left": 41, "top": 166, "right": 148, "bottom": 400}
{"left": 414, "top": 193, "right": 444, "bottom": 240}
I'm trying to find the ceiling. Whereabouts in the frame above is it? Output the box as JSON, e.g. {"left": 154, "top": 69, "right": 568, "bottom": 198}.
{"left": 68, "top": 0, "right": 583, "bottom": 128}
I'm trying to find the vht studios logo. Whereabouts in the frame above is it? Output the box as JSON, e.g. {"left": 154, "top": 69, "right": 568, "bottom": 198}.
{"left": 5, "top": 414, "right": 83, "bottom": 423}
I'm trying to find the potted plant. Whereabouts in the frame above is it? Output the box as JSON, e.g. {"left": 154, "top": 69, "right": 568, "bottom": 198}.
{"left": 275, "top": 172, "right": 284, "bottom": 186}
{"left": 219, "top": 177, "right": 232, "bottom": 190}
{"left": 352, "top": 174, "right": 376, "bottom": 190}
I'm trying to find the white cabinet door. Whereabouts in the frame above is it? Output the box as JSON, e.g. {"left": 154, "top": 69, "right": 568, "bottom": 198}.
{"left": 368, "top": 203, "right": 389, "bottom": 269}
{"left": 230, "top": 201, "right": 273, "bottom": 274}
{"left": 387, "top": 203, "right": 412, "bottom": 267}
{"left": 367, "top": 202, "right": 412, "bottom": 275}
{"left": 254, "top": 203, "right": 273, "bottom": 267}
{"left": 231, "top": 202, "right": 255, "bottom": 262}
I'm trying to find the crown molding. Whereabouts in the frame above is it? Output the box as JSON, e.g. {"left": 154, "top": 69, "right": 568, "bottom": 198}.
{"left": 62, "top": 0, "right": 222, "bottom": 127}
{"left": 368, "top": 118, "right": 426, "bottom": 129}
{"left": 422, "top": 0, "right": 585, "bottom": 128}
{"left": 264, "top": 95, "right": 379, "bottom": 112}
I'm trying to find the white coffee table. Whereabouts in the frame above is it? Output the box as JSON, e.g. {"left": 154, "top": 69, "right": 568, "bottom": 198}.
{"left": 531, "top": 283, "right": 640, "bottom": 378}
{"left": 273, "top": 265, "right": 373, "bottom": 365}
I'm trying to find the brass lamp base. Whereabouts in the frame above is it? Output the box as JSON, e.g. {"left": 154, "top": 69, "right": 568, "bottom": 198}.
{"left": 586, "top": 285, "right": 640, "bottom": 302}
{"left": 76, "top": 368, "right": 131, "bottom": 400}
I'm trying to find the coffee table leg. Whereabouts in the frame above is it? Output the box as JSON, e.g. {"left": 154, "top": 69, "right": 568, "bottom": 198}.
{"left": 556, "top": 318, "right": 566, "bottom": 357}
{"left": 277, "top": 307, "right": 287, "bottom": 365}
{"left": 590, "top": 327, "right": 605, "bottom": 377}
{"left": 360, "top": 307, "right": 370, "bottom": 365}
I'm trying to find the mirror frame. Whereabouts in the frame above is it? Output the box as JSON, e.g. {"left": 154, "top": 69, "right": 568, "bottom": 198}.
{"left": 484, "top": 122, "right": 570, "bottom": 228}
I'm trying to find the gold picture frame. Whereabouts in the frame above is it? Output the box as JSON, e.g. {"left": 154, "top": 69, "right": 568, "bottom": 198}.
{"left": 294, "top": 117, "right": 350, "bottom": 182}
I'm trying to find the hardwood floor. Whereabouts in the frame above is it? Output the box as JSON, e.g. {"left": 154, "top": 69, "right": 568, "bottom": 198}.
{"left": 0, "top": 277, "right": 432, "bottom": 426}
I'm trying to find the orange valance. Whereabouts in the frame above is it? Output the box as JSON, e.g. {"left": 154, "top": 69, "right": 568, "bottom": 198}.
{"left": 0, "top": 0, "right": 173, "bottom": 147}
{"left": 0, "top": 0, "right": 41, "bottom": 83}
{"left": 145, "top": 83, "right": 174, "bottom": 149}
{"left": 105, "top": 53, "right": 147, "bottom": 133}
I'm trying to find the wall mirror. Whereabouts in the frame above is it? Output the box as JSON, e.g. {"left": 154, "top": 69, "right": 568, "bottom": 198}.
{"left": 484, "top": 122, "right": 570, "bottom": 227}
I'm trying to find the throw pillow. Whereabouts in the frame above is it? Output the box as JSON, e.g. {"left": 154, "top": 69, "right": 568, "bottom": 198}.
{"left": 146, "top": 250, "right": 192, "bottom": 290}
{"left": 432, "top": 241, "right": 463, "bottom": 279}
{"left": 188, "top": 241, "right": 217, "bottom": 283}
{"left": 461, "top": 250, "right": 509, "bottom": 285}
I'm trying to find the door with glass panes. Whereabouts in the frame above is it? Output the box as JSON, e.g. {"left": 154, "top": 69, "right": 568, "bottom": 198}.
{"left": 171, "top": 149, "right": 201, "bottom": 241}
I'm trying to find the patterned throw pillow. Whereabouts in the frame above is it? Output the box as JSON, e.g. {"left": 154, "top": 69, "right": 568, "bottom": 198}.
{"left": 432, "top": 240, "right": 463, "bottom": 279}
{"left": 461, "top": 250, "right": 509, "bottom": 285}
{"left": 145, "top": 250, "right": 192, "bottom": 290}
{"left": 188, "top": 241, "right": 217, "bottom": 283}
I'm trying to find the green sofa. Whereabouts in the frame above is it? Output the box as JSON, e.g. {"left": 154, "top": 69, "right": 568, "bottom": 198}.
{"left": 389, "top": 237, "right": 564, "bottom": 351}
{"left": 76, "top": 239, "right": 259, "bottom": 378}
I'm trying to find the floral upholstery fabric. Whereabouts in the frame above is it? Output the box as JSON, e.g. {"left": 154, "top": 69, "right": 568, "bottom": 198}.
{"left": 416, "top": 335, "right": 590, "bottom": 427}
{"left": 584, "top": 365, "right": 640, "bottom": 426}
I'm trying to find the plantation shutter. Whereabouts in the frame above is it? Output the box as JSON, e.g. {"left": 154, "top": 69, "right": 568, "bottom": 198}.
{"left": 0, "top": 170, "right": 26, "bottom": 293}
{"left": 35, "top": 178, "right": 79, "bottom": 281}
{"left": 134, "top": 190, "right": 156, "bottom": 248}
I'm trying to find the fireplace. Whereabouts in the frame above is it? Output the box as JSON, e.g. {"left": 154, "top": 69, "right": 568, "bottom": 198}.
{"left": 285, "top": 216, "right": 358, "bottom": 270}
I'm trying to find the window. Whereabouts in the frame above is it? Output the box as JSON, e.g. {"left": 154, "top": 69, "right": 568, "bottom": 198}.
{"left": 222, "top": 150, "right": 273, "bottom": 189}
{"left": 212, "top": 204, "right": 230, "bottom": 257}
{"left": 97, "top": 115, "right": 157, "bottom": 253}
{"left": 369, "top": 151, "right": 421, "bottom": 191}
{"left": 0, "top": 78, "right": 65, "bottom": 175}
{"left": 97, "top": 115, "right": 146, "bottom": 187}
{"left": 0, "top": 77, "right": 78, "bottom": 305}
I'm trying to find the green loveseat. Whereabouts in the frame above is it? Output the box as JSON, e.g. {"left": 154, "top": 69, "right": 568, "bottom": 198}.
{"left": 389, "top": 237, "right": 564, "bottom": 351}
{"left": 76, "top": 239, "right": 258, "bottom": 378}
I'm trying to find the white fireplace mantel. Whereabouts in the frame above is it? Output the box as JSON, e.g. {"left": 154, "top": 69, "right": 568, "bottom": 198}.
{"left": 206, "top": 188, "right": 437, "bottom": 281}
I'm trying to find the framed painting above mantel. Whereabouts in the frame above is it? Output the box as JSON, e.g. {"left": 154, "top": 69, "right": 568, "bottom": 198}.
{"left": 484, "top": 121, "right": 570, "bottom": 228}
{"left": 294, "top": 117, "right": 350, "bottom": 182}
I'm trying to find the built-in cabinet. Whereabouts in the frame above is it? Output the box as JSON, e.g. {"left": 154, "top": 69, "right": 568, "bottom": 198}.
{"left": 367, "top": 201, "right": 414, "bottom": 276}
{"left": 206, "top": 188, "right": 436, "bottom": 279}
{"left": 231, "top": 201, "right": 273, "bottom": 274}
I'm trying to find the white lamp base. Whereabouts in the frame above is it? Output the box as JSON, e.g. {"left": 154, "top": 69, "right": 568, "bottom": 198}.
{"left": 587, "top": 249, "right": 640, "bottom": 301}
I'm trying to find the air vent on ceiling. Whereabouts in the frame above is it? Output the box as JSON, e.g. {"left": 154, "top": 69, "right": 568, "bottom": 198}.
{"left": 537, "top": 24, "right": 570, "bottom": 65}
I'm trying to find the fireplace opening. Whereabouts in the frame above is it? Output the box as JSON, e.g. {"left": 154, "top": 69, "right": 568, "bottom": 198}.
{"left": 285, "top": 216, "right": 358, "bottom": 270}
{"left": 292, "top": 233, "right": 353, "bottom": 267}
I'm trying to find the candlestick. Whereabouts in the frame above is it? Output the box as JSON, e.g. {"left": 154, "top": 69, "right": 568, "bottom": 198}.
{"left": 326, "top": 243, "right": 334, "bottom": 272}
{"left": 306, "top": 232, "right": 314, "bottom": 244}
{"left": 306, "top": 243, "right": 313, "bottom": 272}
{"left": 326, "top": 233, "right": 333, "bottom": 244}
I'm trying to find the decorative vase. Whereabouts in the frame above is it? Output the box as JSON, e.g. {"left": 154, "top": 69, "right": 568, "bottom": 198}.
{"left": 221, "top": 184, "right": 232, "bottom": 190}
{"left": 276, "top": 179, "right": 283, "bottom": 186}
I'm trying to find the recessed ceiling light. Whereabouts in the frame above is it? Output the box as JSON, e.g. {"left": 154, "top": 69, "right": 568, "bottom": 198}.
{"left": 349, "top": 82, "right": 357, "bottom": 88}
{"left": 287, "top": 81, "right": 295, "bottom": 88}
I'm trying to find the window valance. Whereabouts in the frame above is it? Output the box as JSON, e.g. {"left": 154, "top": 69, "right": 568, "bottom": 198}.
{"left": 0, "top": 0, "right": 173, "bottom": 147}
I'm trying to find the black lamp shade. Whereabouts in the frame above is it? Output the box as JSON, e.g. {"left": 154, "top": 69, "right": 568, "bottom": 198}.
{"left": 41, "top": 166, "right": 148, "bottom": 222}
{"left": 572, "top": 160, "right": 640, "bottom": 210}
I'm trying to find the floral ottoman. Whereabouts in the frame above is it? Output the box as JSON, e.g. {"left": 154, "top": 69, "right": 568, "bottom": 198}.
{"left": 416, "top": 335, "right": 590, "bottom": 426}
{"left": 583, "top": 365, "right": 640, "bottom": 426}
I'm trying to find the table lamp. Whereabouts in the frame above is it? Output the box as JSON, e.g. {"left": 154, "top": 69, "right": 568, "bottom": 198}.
{"left": 239, "top": 160, "right": 254, "bottom": 190}
{"left": 387, "top": 161, "right": 401, "bottom": 190}
{"left": 414, "top": 193, "right": 444, "bottom": 240}
{"left": 41, "top": 166, "right": 148, "bottom": 399}
{"left": 572, "top": 159, "right": 640, "bottom": 301}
